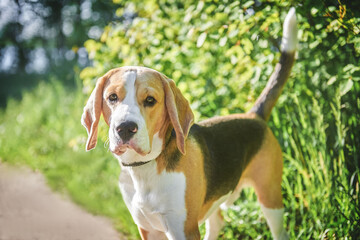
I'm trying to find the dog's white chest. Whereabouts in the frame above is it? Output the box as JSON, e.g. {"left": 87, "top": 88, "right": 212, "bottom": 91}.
{"left": 118, "top": 162, "right": 187, "bottom": 233}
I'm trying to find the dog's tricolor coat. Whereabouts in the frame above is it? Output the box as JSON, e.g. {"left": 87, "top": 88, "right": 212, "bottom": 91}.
{"left": 82, "top": 8, "right": 297, "bottom": 240}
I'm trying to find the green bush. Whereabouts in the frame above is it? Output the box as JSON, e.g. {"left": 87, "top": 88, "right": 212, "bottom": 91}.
{"left": 80, "top": 0, "right": 359, "bottom": 238}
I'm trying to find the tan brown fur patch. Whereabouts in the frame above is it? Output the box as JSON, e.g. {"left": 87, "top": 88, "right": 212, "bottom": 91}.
{"left": 239, "top": 126, "right": 284, "bottom": 208}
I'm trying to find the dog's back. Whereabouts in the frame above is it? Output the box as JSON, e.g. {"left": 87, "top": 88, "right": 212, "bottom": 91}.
{"left": 192, "top": 115, "right": 267, "bottom": 202}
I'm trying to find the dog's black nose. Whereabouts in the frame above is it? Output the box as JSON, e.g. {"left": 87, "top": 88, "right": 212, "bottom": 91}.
{"left": 116, "top": 121, "right": 138, "bottom": 142}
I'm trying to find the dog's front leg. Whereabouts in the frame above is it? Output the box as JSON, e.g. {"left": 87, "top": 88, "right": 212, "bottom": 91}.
{"left": 163, "top": 214, "right": 200, "bottom": 240}
{"left": 138, "top": 227, "right": 167, "bottom": 240}
{"left": 136, "top": 212, "right": 199, "bottom": 240}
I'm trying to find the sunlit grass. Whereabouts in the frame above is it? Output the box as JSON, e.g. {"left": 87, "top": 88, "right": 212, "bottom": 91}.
{"left": 0, "top": 81, "right": 138, "bottom": 238}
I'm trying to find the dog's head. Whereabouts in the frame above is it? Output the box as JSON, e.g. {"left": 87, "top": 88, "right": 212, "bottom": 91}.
{"left": 81, "top": 67, "right": 194, "bottom": 164}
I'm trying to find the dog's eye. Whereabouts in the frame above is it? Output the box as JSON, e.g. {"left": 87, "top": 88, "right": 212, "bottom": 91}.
{"left": 144, "top": 96, "right": 156, "bottom": 107}
{"left": 108, "top": 94, "right": 118, "bottom": 103}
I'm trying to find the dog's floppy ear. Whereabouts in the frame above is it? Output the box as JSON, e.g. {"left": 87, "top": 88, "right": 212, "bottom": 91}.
{"left": 160, "top": 74, "right": 194, "bottom": 155}
{"left": 81, "top": 75, "right": 108, "bottom": 151}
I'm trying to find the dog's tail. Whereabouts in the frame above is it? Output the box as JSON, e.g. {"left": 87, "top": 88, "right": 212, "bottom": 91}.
{"left": 249, "top": 8, "right": 297, "bottom": 121}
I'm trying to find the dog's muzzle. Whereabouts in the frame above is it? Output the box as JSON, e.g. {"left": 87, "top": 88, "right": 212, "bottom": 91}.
{"left": 110, "top": 119, "right": 151, "bottom": 157}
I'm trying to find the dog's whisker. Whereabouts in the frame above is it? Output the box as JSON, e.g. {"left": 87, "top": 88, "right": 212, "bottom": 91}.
{"left": 104, "top": 138, "right": 110, "bottom": 147}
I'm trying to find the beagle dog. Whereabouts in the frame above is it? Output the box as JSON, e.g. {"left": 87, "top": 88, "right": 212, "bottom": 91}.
{"left": 82, "top": 8, "right": 297, "bottom": 240}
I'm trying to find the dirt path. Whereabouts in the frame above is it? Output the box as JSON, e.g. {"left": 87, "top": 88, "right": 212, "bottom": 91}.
{"left": 0, "top": 163, "right": 124, "bottom": 240}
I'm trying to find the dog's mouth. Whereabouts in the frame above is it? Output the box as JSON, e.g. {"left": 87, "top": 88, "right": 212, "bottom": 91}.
{"left": 111, "top": 143, "right": 149, "bottom": 157}
{"left": 111, "top": 146, "right": 126, "bottom": 156}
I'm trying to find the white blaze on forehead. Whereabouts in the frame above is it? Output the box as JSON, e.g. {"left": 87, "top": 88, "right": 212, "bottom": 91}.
{"left": 123, "top": 70, "right": 137, "bottom": 101}
{"left": 110, "top": 69, "right": 140, "bottom": 123}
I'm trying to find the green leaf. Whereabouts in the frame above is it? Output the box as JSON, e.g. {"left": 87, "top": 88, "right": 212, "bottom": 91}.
{"left": 340, "top": 79, "right": 353, "bottom": 96}
{"left": 327, "top": 76, "right": 337, "bottom": 85}
{"left": 343, "top": 64, "right": 360, "bottom": 74}
{"left": 219, "top": 36, "right": 228, "bottom": 47}
{"left": 311, "top": 7, "right": 319, "bottom": 16}
{"left": 242, "top": 1, "right": 254, "bottom": 9}
{"left": 197, "top": 32, "right": 207, "bottom": 48}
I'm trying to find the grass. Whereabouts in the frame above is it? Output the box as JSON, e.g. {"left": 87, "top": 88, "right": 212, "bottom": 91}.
{"left": 0, "top": 80, "right": 138, "bottom": 238}
{"left": 0, "top": 80, "right": 359, "bottom": 239}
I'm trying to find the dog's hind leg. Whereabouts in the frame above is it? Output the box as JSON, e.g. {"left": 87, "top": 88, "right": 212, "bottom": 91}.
{"left": 256, "top": 160, "right": 288, "bottom": 238}
{"left": 260, "top": 204, "right": 289, "bottom": 240}
{"left": 203, "top": 209, "right": 224, "bottom": 240}
{"left": 242, "top": 127, "right": 289, "bottom": 240}
{"left": 253, "top": 170, "right": 289, "bottom": 240}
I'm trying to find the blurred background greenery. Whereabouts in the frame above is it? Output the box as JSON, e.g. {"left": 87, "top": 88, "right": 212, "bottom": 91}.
{"left": 0, "top": 0, "right": 359, "bottom": 239}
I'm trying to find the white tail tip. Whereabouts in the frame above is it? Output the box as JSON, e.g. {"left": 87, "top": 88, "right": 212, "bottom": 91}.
{"left": 281, "top": 7, "right": 297, "bottom": 53}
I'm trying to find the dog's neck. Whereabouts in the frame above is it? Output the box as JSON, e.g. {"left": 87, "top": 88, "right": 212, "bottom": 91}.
{"left": 125, "top": 159, "right": 158, "bottom": 180}
{"left": 121, "top": 160, "right": 152, "bottom": 167}
{"left": 119, "top": 123, "right": 181, "bottom": 179}
{"left": 116, "top": 131, "right": 163, "bottom": 167}
{"left": 155, "top": 125, "right": 183, "bottom": 172}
